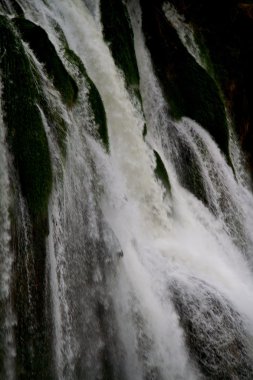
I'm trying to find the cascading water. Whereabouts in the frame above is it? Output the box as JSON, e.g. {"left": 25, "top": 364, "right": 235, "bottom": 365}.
{"left": 0, "top": 77, "right": 15, "bottom": 380}
{"left": 1, "top": 0, "right": 253, "bottom": 379}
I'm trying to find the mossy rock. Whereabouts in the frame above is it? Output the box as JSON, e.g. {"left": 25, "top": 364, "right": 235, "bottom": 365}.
{"left": 0, "top": 16, "right": 54, "bottom": 377}
{"left": 14, "top": 17, "right": 78, "bottom": 107}
{"left": 167, "top": 0, "right": 253, "bottom": 176}
{"left": 140, "top": 1, "right": 229, "bottom": 160}
{"left": 154, "top": 150, "right": 171, "bottom": 193}
{"left": 12, "top": 214, "right": 54, "bottom": 380}
{"left": 63, "top": 46, "right": 109, "bottom": 152}
{"left": 0, "top": 15, "right": 52, "bottom": 220}
{"left": 100, "top": 0, "right": 140, "bottom": 96}
{"left": 88, "top": 78, "right": 109, "bottom": 152}
{"left": 40, "top": 93, "right": 69, "bottom": 158}
{"left": 174, "top": 140, "right": 208, "bottom": 206}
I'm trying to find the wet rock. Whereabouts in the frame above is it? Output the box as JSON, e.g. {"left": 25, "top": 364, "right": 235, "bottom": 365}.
{"left": 14, "top": 18, "right": 78, "bottom": 107}
{"left": 166, "top": 0, "right": 253, "bottom": 177}
{"left": 100, "top": 0, "right": 140, "bottom": 97}
{"left": 140, "top": 0, "right": 229, "bottom": 160}
{"left": 0, "top": 15, "right": 53, "bottom": 378}
{"left": 170, "top": 276, "right": 253, "bottom": 379}
{"left": 0, "top": 15, "right": 52, "bottom": 220}
{"left": 62, "top": 39, "right": 109, "bottom": 152}
{"left": 154, "top": 150, "right": 171, "bottom": 194}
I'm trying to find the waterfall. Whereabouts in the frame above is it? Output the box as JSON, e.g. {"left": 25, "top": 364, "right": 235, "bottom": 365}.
{"left": 163, "top": 2, "right": 204, "bottom": 69}
{"left": 1, "top": 0, "right": 253, "bottom": 379}
{"left": 0, "top": 77, "right": 15, "bottom": 380}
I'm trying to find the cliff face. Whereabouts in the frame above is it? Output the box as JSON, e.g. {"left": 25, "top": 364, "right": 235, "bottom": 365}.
{"left": 141, "top": 0, "right": 253, "bottom": 176}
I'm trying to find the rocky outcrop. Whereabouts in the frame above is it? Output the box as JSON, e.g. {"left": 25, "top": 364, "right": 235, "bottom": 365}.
{"left": 0, "top": 15, "right": 53, "bottom": 379}
{"left": 14, "top": 18, "right": 78, "bottom": 108}
{"left": 140, "top": 0, "right": 229, "bottom": 161}
{"left": 145, "top": 0, "right": 253, "bottom": 176}
{"left": 100, "top": 0, "right": 140, "bottom": 98}
{"left": 170, "top": 277, "right": 253, "bottom": 379}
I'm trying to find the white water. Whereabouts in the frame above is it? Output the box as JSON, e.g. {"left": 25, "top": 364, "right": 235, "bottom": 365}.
{"left": 0, "top": 79, "right": 11, "bottom": 306}
{"left": 0, "top": 78, "right": 15, "bottom": 380}
{"left": 163, "top": 2, "right": 204, "bottom": 69}
{"left": 1, "top": 0, "right": 253, "bottom": 378}
{"left": 161, "top": 1, "right": 253, "bottom": 259}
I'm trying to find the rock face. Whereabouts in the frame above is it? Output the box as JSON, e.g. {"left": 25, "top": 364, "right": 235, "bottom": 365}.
{"left": 0, "top": 15, "right": 53, "bottom": 379}
{"left": 170, "top": 277, "right": 253, "bottom": 379}
{"left": 140, "top": 0, "right": 229, "bottom": 159}
{"left": 100, "top": 0, "right": 140, "bottom": 95}
{"left": 14, "top": 18, "right": 78, "bottom": 108}
{"left": 171, "top": 0, "right": 253, "bottom": 173}
{"left": 0, "top": 16, "right": 53, "bottom": 220}
{"left": 141, "top": 0, "right": 253, "bottom": 176}
{"left": 154, "top": 150, "right": 171, "bottom": 193}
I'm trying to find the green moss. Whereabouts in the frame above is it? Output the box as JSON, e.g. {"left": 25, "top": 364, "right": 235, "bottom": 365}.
{"left": 64, "top": 46, "right": 87, "bottom": 77}
{"left": 14, "top": 18, "right": 78, "bottom": 107}
{"left": 63, "top": 46, "right": 109, "bottom": 152}
{"left": 100, "top": 0, "right": 140, "bottom": 96}
{"left": 154, "top": 150, "right": 171, "bottom": 193}
{"left": 0, "top": 15, "right": 52, "bottom": 220}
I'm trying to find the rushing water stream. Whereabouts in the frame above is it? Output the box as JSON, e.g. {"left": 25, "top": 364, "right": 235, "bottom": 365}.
{"left": 1, "top": 0, "right": 253, "bottom": 379}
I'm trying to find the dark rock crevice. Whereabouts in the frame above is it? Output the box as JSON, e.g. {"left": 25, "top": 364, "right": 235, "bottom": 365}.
{"left": 165, "top": 0, "right": 253, "bottom": 177}
{"left": 140, "top": 0, "right": 229, "bottom": 161}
